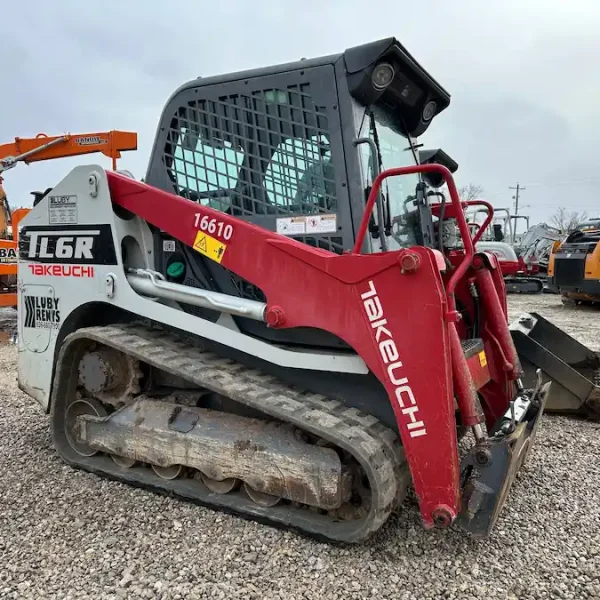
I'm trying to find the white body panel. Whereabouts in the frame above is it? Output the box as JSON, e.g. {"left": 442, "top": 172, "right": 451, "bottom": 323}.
{"left": 17, "top": 166, "right": 368, "bottom": 412}
{"left": 475, "top": 241, "right": 519, "bottom": 263}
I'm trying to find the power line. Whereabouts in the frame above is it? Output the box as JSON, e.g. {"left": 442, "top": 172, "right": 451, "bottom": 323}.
{"left": 509, "top": 183, "right": 526, "bottom": 215}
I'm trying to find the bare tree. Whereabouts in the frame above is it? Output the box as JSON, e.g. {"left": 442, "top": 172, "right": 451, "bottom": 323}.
{"left": 458, "top": 183, "right": 484, "bottom": 202}
{"left": 549, "top": 207, "right": 588, "bottom": 233}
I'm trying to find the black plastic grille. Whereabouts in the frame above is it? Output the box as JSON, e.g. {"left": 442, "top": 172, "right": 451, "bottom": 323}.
{"left": 554, "top": 258, "right": 585, "bottom": 287}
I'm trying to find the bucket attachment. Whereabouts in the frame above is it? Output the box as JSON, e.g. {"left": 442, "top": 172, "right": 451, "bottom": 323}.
{"left": 510, "top": 312, "right": 600, "bottom": 420}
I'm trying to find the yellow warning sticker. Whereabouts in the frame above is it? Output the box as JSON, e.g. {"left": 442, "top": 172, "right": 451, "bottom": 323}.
{"left": 478, "top": 350, "right": 488, "bottom": 368}
{"left": 193, "top": 231, "right": 227, "bottom": 263}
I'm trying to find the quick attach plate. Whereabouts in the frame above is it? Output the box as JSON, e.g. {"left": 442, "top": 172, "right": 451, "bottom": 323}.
{"left": 455, "top": 380, "right": 550, "bottom": 537}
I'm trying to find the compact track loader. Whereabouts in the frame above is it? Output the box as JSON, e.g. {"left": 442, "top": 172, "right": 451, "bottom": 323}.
{"left": 18, "top": 38, "right": 552, "bottom": 542}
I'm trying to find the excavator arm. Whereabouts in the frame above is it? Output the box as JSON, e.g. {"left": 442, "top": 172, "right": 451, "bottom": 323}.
{"left": 0, "top": 130, "right": 137, "bottom": 175}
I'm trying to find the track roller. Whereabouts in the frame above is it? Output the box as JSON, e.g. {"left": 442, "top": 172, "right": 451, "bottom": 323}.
{"left": 111, "top": 454, "right": 137, "bottom": 468}
{"left": 152, "top": 464, "right": 184, "bottom": 480}
{"left": 243, "top": 482, "right": 281, "bottom": 507}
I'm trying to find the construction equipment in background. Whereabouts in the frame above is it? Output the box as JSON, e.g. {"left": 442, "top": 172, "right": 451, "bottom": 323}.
{"left": 548, "top": 225, "right": 600, "bottom": 306}
{"left": 0, "top": 131, "right": 138, "bottom": 307}
{"left": 16, "top": 37, "right": 555, "bottom": 544}
{"left": 467, "top": 206, "right": 545, "bottom": 293}
{"left": 578, "top": 217, "right": 600, "bottom": 233}
{"left": 476, "top": 239, "right": 544, "bottom": 294}
{"left": 0, "top": 189, "right": 28, "bottom": 307}
{"left": 0, "top": 131, "right": 138, "bottom": 175}
{"left": 515, "top": 223, "right": 564, "bottom": 292}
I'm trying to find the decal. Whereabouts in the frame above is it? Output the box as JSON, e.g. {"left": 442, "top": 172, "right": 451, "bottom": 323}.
{"left": 478, "top": 350, "right": 487, "bottom": 368}
{"left": 27, "top": 264, "right": 95, "bottom": 278}
{"left": 276, "top": 217, "right": 307, "bottom": 235}
{"left": 163, "top": 240, "right": 176, "bottom": 253}
{"left": 48, "top": 195, "right": 78, "bottom": 225}
{"left": 0, "top": 247, "right": 17, "bottom": 263}
{"left": 193, "top": 231, "right": 226, "bottom": 264}
{"left": 360, "top": 279, "right": 426, "bottom": 439}
{"left": 75, "top": 136, "right": 107, "bottom": 146}
{"left": 276, "top": 214, "right": 337, "bottom": 236}
{"left": 306, "top": 214, "right": 337, "bottom": 234}
{"left": 194, "top": 213, "right": 234, "bottom": 241}
{"left": 19, "top": 224, "right": 117, "bottom": 265}
{"left": 24, "top": 295, "right": 61, "bottom": 329}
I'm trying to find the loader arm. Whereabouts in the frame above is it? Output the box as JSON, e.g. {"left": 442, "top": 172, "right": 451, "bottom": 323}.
{"left": 107, "top": 163, "right": 545, "bottom": 533}
{"left": 108, "top": 165, "right": 460, "bottom": 527}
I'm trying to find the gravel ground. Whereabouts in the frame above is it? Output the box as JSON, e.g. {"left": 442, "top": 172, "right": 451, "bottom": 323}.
{"left": 1, "top": 295, "right": 600, "bottom": 600}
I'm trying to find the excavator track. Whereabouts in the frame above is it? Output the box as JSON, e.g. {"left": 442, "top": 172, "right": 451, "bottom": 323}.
{"left": 50, "top": 322, "right": 409, "bottom": 543}
{"left": 504, "top": 277, "right": 544, "bottom": 294}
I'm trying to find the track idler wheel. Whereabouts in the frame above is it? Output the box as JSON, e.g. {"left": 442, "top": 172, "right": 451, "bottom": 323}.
{"left": 64, "top": 398, "right": 107, "bottom": 457}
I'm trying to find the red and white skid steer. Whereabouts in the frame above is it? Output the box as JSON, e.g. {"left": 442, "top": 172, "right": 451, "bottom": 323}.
{"left": 15, "top": 37, "right": 595, "bottom": 543}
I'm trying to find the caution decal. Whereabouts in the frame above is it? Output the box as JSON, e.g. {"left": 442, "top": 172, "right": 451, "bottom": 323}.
{"left": 193, "top": 231, "right": 227, "bottom": 264}
{"left": 478, "top": 350, "right": 487, "bottom": 368}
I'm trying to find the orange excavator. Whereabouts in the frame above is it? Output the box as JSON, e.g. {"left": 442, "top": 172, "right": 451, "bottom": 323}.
{"left": 0, "top": 131, "right": 137, "bottom": 307}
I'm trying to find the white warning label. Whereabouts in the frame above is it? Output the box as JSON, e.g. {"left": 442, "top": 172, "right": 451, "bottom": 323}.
{"left": 276, "top": 214, "right": 337, "bottom": 236}
{"left": 48, "top": 195, "right": 78, "bottom": 225}
{"left": 276, "top": 217, "right": 306, "bottom": 235}
{"left": 305, "top": 214, "right": 337, "bottom": 234}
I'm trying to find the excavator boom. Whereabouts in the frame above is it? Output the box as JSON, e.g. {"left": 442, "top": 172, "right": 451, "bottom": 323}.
{"left": 0, "top": 130, "right": 137, "bottom": 174}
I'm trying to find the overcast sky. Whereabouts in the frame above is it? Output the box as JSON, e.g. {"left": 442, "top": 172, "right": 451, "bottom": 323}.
{"left": 3, "top": 0, "right": 599, "bottom": 235}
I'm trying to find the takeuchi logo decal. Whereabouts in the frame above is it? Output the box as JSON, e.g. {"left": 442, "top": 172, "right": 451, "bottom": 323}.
{"left": 360, "top": 279, "right": 427, "bottom": 439}
{"left": 24, "top": 295, "right": 61, "bottom": 329}
{"left": 27, "top": 264, "right": 95, "bottom": 278}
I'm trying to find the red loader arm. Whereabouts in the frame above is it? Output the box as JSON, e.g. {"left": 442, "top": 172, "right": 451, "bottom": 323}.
{"left": 107, "top": 163, "right": 546, "bottom": 533}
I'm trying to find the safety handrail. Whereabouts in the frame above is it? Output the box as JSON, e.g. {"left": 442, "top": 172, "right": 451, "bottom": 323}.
{"left": 354, "top": 163, "right": 474, "bottom": 315}
{"left": 462, "top": 200, "right": 495, "bottom": 245}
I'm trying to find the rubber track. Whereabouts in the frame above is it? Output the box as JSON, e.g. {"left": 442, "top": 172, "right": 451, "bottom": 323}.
{"left": 504, "top": 277, "right": 544, "bottom": 294}
{"left": 50, "top": 323, "right": 409, "bottom": 543}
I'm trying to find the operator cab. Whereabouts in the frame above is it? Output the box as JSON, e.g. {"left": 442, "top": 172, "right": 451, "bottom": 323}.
{"left": 145, "top": 38, "right": 452, "bottom": 346}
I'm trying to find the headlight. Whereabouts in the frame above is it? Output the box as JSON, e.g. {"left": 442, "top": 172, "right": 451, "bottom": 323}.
{"left": 422, "top": 100, "right": 437, "bottom": 122}
{"left": 371, "top": 63, "right": 395, "bottom": 90}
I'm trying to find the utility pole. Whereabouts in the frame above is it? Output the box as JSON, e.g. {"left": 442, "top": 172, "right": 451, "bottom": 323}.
{"left": 509, "top": 183, "right": 525, "bottom": 215}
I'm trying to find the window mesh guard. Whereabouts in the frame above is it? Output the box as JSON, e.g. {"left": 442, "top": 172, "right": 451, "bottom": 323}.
{"left": 164, "top": 82, "right": 345, "bottom": 302}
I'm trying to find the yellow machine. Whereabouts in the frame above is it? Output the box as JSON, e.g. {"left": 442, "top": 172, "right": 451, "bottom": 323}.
{"left": 548, "top": 222, "right": 600, "bottom": 305}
